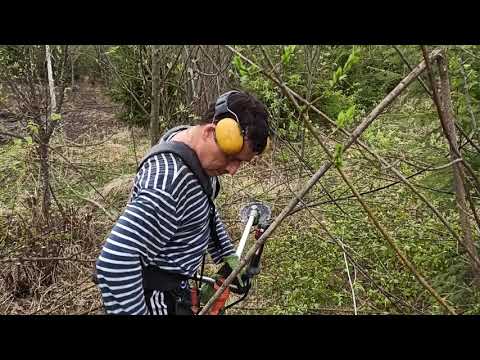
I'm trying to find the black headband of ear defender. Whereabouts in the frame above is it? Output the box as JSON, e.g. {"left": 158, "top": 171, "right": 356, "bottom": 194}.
{"left": 213, "top": 90, "right": 241, "bottom": 123}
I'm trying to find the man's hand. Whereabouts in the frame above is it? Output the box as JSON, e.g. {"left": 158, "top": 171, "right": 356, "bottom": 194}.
{"left": 218, "top": 254, "right": 251, "bottom": 295}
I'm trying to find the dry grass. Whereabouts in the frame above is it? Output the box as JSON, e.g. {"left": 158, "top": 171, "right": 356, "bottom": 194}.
{"left": 0, "top": 205, "right": 106, "bottom": 314}
{"left": 0, "top": 82, "right": 315, "bottom": 315}
{"left": 0, "top": 83, "right": 142, "bottom": 315}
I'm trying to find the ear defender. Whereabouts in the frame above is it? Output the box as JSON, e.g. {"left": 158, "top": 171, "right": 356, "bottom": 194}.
{"left": 213, "top": 91, "right": 244, "bottom": 155}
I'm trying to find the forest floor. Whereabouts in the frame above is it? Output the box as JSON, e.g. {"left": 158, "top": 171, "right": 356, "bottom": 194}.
{"left": 0, "top": 82, "right": 281, "bottom": 315}
{"left": 1, "top": 82, "right": 139, "bottom": 314}
{"left": 61, "top": 84, "right": 122, "bottom": 141}
{"left": 3, "top": 81, "right": 465, "bottom": 315}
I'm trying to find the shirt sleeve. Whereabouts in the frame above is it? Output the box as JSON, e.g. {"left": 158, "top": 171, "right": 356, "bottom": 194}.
{"left": 207, "top": 207, "right": 236, "bottom": 264}
{"left": 95, "top": 185, "right": 180, "bottom": 315}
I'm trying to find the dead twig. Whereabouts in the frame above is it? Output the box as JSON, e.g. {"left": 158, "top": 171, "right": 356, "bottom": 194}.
{"left": 261, "top": 45, "right": 457, "bottom": 315}
{"left": 200, "top": 46, "right": 438, "bottom": 315}
{"left": 0, "top": 256, "right": 95, "bottom": 263}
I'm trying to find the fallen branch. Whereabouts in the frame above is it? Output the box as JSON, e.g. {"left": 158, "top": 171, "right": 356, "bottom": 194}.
{"left": 200, "top": 47, "right": 439, "bottom": 315}
{"left": 0, "top": 256, "right": 95, "bottom": 263}
{"left": 262, "top": 46, "right": 457, "bottom": 314}
{"left": 0, "top": 131, "right": 26, "bottom": 140}
{"left": 423, "top": 47, "right": 480, "bottom": 282}
{"left": 242, "top": 48, "right": 480, "bottom": 271}
{"left": 343, "top": 245, "right": 357, "bottom": 314}
{"left": 78, "top": 196, "right": 117, "bottom": 223}
{"left": 265, "top": 158, "right": 419, "bottom": 313}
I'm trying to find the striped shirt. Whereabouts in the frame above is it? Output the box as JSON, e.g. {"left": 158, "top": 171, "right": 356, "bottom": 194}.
{"left": 95, "top": 127, "right": 235, "bottom": 315}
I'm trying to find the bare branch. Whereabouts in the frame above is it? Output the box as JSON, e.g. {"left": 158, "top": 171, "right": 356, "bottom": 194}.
{"left": 200, "top": 47, "right": 442, "bottom": 315}
{"left": 392, "top": 45, "right": 432, "bottom": 96}
{"left": 0, "top": 130, "right": 27, "bottom": 140}
{"left": 458, "top": 52, "right": 477, "bottom": 137}
{"left": 254, "top": 48, "right": 479, "bottom": 271}
{"left": 341, "top": 242, "right": 357, "bottom": 315}
{"left": 263, "top": 45, "right": 457, "bottom": 315}
{"left": 0, "top": 256, "right": 95, "bottom": 263}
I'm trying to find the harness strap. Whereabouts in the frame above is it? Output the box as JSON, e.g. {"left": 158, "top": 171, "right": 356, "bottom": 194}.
{"left": 138, "top": 136, "right": 221, "bottom": 301}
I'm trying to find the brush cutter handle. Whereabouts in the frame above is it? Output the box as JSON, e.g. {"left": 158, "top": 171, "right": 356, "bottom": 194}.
{"left": 193, "top": 275, "right": 240, "bottom": 291}
{"left": 246, "top": 243, "right": 264, "bottom": 277}
{"left": 245, "top": 226, "right": 268, "bottom": 277}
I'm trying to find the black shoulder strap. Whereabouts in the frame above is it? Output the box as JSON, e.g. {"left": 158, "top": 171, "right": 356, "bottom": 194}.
{"left": 138, "top": 137, "right": 222, "bottom": 249}
{"left": 138, "top": 138, "right": 224, "bottom": 289}
{"left": 137, "top": 141, "right": 213, "bottom": 199}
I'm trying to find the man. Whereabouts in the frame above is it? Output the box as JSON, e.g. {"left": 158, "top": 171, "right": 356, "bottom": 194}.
{"left": 95, "top": 90, "right": 269, "bottom": 315}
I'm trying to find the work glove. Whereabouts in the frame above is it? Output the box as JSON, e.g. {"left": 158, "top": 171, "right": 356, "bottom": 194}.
{"left": 218, "top": 254, "right": 251, "bottom": 295}
{"left": 198, "top": 280, "right": 230, "bottom": 315}
{"left": 199, "top": 282, "right": 216, "bottom": 305}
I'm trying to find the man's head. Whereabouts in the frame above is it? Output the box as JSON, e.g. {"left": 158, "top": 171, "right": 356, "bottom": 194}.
{"left": 195, "top": 90, "right": 269, "bottom": 177}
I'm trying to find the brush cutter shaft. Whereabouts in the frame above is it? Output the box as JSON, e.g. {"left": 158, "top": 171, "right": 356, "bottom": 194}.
{"left": 235, "top": 206, "right": 258, "bottom": 257}
{"left": 192, "top": 275, "right": 239, "bottom": 291}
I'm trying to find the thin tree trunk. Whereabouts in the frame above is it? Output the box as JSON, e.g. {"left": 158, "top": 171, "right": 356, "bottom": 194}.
{"left": 200, "top": 48, "right": 444, "bottom": 315}
{"left": 56, "top": 45, "right": 69, "bottom": 113}
{"left": 436, "top": 53, "right": 480, "bottom": 285}
{"left": 275, "top": 50, "right": 480, "bottom": 271}
{"left": 458, "top": 53, "right": 477, "bottom": 137}
{"left": 40, "top": 45, "right": 57, "bottom": 222}
{"left": 38, "top": 134, "right": 51, "bottom": 222}
{"left": 150, "top": 45, "right": 161, "bottom": 146}
{"left": 46, "top": 45, "right": 56, "bottom": 113}
{"left": 71, "top": 56, "right": 75, "bottom": 89}
{"left": 184, "top": 45, "right": 197, "bottom": 105}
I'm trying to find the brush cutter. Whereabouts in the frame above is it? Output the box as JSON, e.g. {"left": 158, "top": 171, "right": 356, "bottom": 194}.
{"left": 191, "top": 201, "right": 271, "bottom": 314}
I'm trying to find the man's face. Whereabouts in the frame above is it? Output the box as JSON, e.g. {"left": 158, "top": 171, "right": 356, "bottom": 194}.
{"left": 199, "top": 124, "right": 257, "bottom": 177}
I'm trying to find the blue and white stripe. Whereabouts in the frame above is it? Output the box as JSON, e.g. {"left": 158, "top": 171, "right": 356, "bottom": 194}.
{"left": 96, "top": 128, "right": 235, "bottom": 315}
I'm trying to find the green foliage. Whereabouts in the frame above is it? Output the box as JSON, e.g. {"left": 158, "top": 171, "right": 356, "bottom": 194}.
{"left": 3, "top": 44, "right": 480, "bottom": 315}
{"left": 105, "top": 45, "right": 198, "bottom": 128}
{"left": 281, "top": 45, "right": 297, "bottom": 65}
{"left": 106, "top": 45, "right": 151, "bottom": 126}
{"left": 336, "top": 104, "right": 356, "bottom": 129}
{"left": 50, "top": 113, "right": 62, "bottom": 122}
{"left": 231, "top": 51, "right": 295, "bottom": 138}
{"left": 345, "top": 46, "right": 405, "bottom": 110}
{"left": 232, "top": 54, "right": 260, "bottom": 88}
{"left": 329, "top": 46, "right": 360, "bottom": 88}
{"left": 333, "top": 143, "right": 344, "bottom": 168}
{"left": 247, "top": 55, "right": 480, "bottom": 313}
{"left": 26, "top": 121, "right": 39, "bottom": 136}
{"left": 260, "top": 229, "right": 349, "bottom": 314}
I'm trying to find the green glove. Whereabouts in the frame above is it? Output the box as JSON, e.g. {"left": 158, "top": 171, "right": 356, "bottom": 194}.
{"left": 199, "top": 282, "right": 216, "bottom": 305}
{"left": 219, "top": 254, "right": 250, "bottom": 295}
{"left": 198, "top": 255, "right": 238, "bottom": 305}
{"left": 198, "top": 255, "right": 248, "bottom": 305}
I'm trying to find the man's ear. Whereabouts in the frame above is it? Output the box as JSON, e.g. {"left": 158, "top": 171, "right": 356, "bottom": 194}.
{"left": 201, "top": 123, "right": 216, "bottom": 141}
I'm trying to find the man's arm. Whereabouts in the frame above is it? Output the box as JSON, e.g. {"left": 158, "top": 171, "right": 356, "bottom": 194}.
{"left": 207, "top": 208, "right": 236, "bottom": 264}
{"left": 95, "top": 187, "right": 180, "bottom": 315}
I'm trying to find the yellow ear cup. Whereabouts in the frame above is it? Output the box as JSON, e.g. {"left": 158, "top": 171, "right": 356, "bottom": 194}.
{"left": 215, "top": 118, "right": 244, "bottom": 155}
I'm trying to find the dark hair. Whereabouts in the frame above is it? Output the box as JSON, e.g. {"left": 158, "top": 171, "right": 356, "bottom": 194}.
{"left": 200, "top": 91, "right": 269, "bottom": 154}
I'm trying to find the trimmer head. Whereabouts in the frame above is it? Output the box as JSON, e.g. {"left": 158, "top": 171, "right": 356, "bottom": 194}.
{"left": 239, "top": 202, "right": 271, "bottom": 226}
